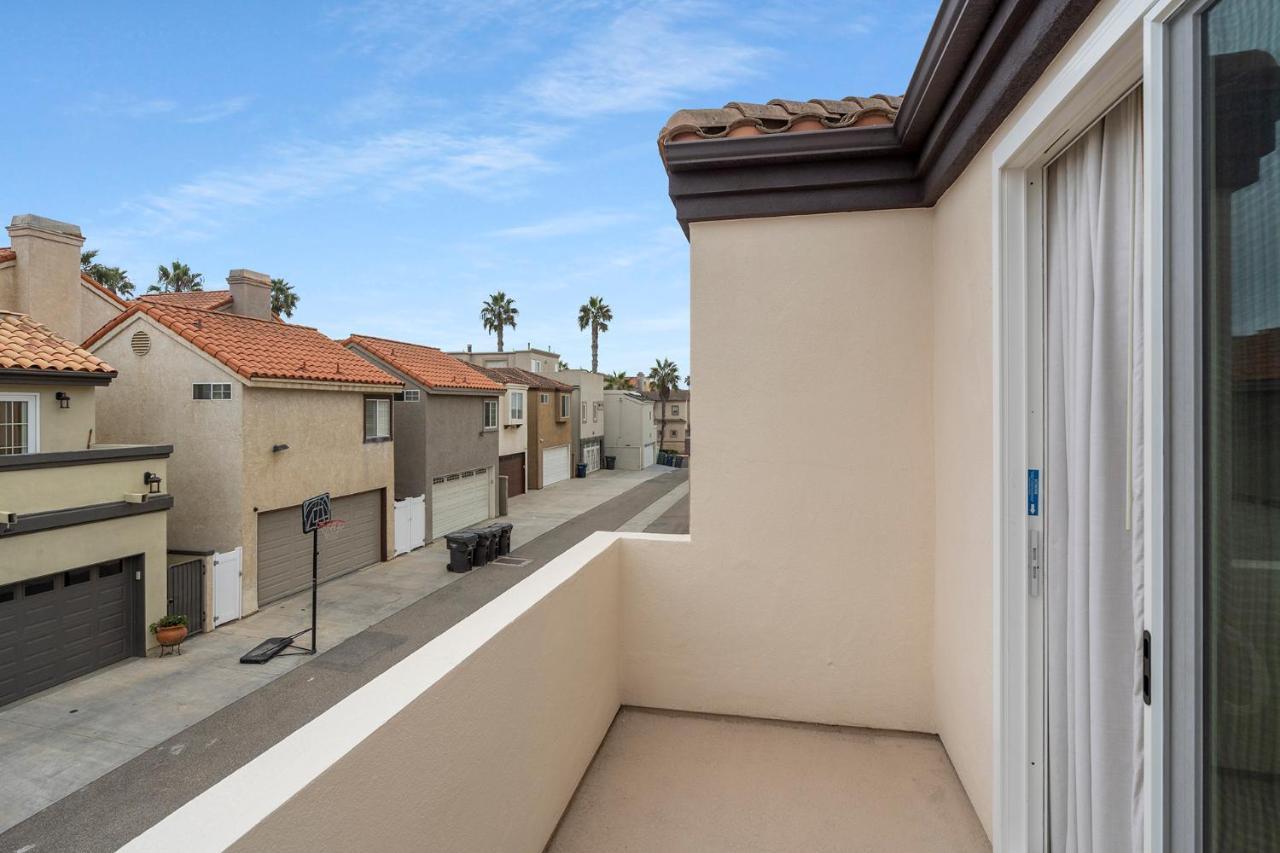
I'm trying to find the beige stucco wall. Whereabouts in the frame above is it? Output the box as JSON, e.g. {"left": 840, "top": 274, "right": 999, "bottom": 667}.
{"left": 240, "top": 386, "right": 395, "bottom": 613}
{"left": 603, "top": 392, "right": 655, "bottom": 470}
{"left": 0, "top": 511, "right": 169, "bottom": 650}
{"left": 638, "top": 208, "right": 937, "bottom": 735}
{"left": 0, "top": 382, "right": 97, "bottom": 453}
{"left": 3, "top": 455, "right": 164, "bottom": 513}
{"left": 80, "top": 282, "right": 125, "bottom": 343}
{"left": 5, "top": 221, "right": 83, "bottom": 344}
{"left": 91, "top": 315, "right": 246, "bottom": 556}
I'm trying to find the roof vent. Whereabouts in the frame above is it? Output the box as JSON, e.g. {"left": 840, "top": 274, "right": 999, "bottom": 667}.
{"left": 130, "top": 330, "right": 151, "bottom": 356}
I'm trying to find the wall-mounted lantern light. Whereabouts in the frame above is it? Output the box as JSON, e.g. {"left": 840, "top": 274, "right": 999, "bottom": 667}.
{"left": 55, "top": 392, "right": 70, "bottom": 409}
{"left": 143, "top": 471, "right": 162, "bottom": 494}
{"left": 272, "top": 443, "right": 290, "bottom": 453}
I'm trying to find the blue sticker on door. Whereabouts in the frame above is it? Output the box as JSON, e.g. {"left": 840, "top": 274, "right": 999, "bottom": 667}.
{"left": 1027, "top": 469, "right": 1040, "bottom": 516}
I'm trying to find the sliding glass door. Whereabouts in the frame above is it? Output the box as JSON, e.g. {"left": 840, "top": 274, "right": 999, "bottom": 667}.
{"left": 1169, "top": 1, "right": 1280, "bottom": 849}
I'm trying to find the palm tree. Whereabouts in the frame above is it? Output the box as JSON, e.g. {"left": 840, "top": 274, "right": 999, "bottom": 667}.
{"left": 79, "top": 249, "right": 135, "bottom": 297}
{"left": 149, "top": 260, "right": 204, "bottom": 294}
{"left": 576, "top": 296, "right": 613, "bottom": 373}
{"left": 479, "top": 292, "right": 518, "bottom": 351}
{"left": 270, "top": 277, "right": 299, "bottom": 318}
{"left": 647, "top": 358, "right": 681, "bottom": 456}
{"left": 604, "top": 371, "right": 631, "bottom": 390}
{"left": 558, "top": 359, "right": 570, "bottom": 371}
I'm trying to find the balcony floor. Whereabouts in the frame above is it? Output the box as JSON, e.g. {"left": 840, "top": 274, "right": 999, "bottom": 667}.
{"left": 547, "top": 707, "right": 990, "bottom": 853}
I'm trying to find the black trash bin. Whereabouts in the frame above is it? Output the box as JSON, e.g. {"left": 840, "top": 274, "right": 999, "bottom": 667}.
{"left": 481, "top": 525, "right": 502, "bottom": 561}
{"left": 576, "top": 462, "right": 588, "bottom": 478}
{"left": 444, "top": 531, "right": 478, "bottom": 573}
{"left": 494, "top": 522, "right": 513, "bottom": 555}
{"left": 468, "top": 528, "right": 492, "bottom": 567}
{"left": 605, "top": 455, "right": 616, "bottom": 470}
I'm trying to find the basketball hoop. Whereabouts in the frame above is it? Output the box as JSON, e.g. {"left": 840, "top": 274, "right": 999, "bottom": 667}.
{"left": 316, "top": 518, "right": 346, "bottom": 541}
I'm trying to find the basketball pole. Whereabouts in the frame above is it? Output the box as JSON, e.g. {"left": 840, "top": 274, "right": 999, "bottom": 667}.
{"left": 310, "top": 525, "right": 318, "bottom": 653}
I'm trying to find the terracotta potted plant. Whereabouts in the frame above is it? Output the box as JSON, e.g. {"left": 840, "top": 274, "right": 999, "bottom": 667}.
{"left": 150, "top": 614, "right": 189, "bottom": 655}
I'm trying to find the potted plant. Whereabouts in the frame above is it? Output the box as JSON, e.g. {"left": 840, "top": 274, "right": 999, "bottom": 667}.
{"left": 150, "top": 614, "right": 189, "bottom": 653}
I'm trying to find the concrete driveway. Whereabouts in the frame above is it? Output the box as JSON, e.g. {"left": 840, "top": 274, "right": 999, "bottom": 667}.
{"left": 0, "top": 465, "right": 676, "bottom": 835}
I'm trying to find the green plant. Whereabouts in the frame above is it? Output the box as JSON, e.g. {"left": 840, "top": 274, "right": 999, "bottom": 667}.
{"left": 577, "top": 296, "right": 613, "bottom": 373}
{"left": 149, "top": 614, "right": 189, "bottom": 633}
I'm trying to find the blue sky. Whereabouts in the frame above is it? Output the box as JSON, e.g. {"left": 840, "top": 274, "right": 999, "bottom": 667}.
{"left": 3, "top": 1, "right": 937, "bottom": 375}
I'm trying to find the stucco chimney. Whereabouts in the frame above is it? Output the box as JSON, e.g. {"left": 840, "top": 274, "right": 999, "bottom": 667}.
{"left": 467, "top": 344, "right": 472, "bottom": 353}
{"left": 227, "top": 269, "right": 273, "bottom": 321}
{"left": 5, "top": 214, "right": 85, "bottom": 342}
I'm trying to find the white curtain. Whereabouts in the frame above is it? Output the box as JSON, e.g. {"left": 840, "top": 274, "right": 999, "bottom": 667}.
{"left": 1046, "top": 88, "right": 1144, "bottom": 853}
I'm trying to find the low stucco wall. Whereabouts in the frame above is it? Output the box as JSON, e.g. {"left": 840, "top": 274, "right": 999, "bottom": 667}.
{"left": 127, "top": 533, "right": 624, "bottom": 853}
{"left": 0, "top": 382, "right": 97, "bottom": 453}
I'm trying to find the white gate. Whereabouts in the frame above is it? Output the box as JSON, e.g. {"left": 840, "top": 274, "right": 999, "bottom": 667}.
{"left": 212, "top": 547, "right": 242, "bottom": 627}
{"left": 394, "top": 494, "right": 426, "bottom": 556}
{"left": 584, "top": 443, "right": 601, "bottom": 473}
{"left": 642, "top": 443, "right": 656, "bottom": 468}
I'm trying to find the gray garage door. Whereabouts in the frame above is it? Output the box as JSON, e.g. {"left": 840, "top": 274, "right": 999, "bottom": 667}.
{"left": 0, "top": 559, "right": 137, "bottom": 708}
{"left": 257, "top": 490, "right": 382, "bottom": 606}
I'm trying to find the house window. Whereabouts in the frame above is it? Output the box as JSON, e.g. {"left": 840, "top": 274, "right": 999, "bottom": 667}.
{"left": 364, "top": 396, "right": 391, "bottom": 441}
{"left": 593, "top": 401, "right": 600, "bottom": 423}
{"left": 401, "top": 389, "right": 421, "bottom": 403}
{"left": 509, "top": 391, "right": 524, "bottom": 421}
{"left": 0, "top": 393, "right": 37, "bottom": 455}
{"left": 672, "top": 405, "right": 680, "bottom": 416}
{"left": 560, "top": 394, "right": 570, "bottom": 419}
{"left": 532, "top": 359, "right": 543, "bottom": 373}
{"left": 581, "top": 401, "right": 587, "bottom": 423}
{"left": 670, "top": 429, "right": 678, "bottom": 437}
{"left": 193, "top": 382, "right": 232, "bottom": 400}
{"left": 483, "top": 400, "right": 498, "bottom": 429}
{"left": 540, "top": 392, "right": 550, "bottom": 404}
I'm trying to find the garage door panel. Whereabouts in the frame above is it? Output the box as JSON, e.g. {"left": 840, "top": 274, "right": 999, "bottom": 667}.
{"left": 257, "top": 490, "right": 382, "bottom": 606}
{"left": 432, "top": 469, "right": 491, "bottom": 538}
{"left": 543, "top": 446, "right": 570, "bottom": 487}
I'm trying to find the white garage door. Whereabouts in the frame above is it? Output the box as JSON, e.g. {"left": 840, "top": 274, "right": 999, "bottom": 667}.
{"left": 432, "top": 469, "right": 491, "bottom": 539}
{"left": 543, "top": 445, "right": 570, "bottom": 487}
{"left": 642, "top": 443, "right": 656, "bottom": 468}
{"left": 583, "top": 443, "right": 601, "bottom": 473}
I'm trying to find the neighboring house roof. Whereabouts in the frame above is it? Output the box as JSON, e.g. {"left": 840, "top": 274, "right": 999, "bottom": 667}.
{"left": 84, "top": 303, "right": 400, "bottom": 387}
{"left": 642, "top": 388, "right": 689, "bottom": 402}
{"left": 138, "top": 290, "right": 234, "bottom": 311}
{"left": 472, "top": 365, "right": 572, "bottom": 392}
{"left": 0, "top": 311, "right": 117, "bottom": 378}
{"left": 660, "top": 95, "right": 901, "bottom": 145}
{"left": 344, "top": 334, "right": 503, "bottom": 393}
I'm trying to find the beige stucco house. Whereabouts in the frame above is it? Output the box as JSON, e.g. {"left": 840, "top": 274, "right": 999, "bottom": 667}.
{"left": 84, "top": 270, "right": 402, "bottom": 623}
{"left": 557, "top": 368, "right": 605, "bottom": 473}
{"left": 0, "top": 214, "right": 128, "bottom": 344}
{"left": 449, "top": 346, "right": 561, "bottom": 376}
{"left": 0, "top": 312, "right": 171, "bottom": 707}
{"left": 122, "top": 1, "right": 1280, "bottom": 851}
{"left": 644, "top": 388, "right": 689, "bottom": 454}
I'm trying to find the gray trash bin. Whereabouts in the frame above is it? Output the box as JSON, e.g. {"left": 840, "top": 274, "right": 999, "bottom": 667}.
{"left": 468, "top": 528, "right": 492, "bottom": 567}
{"left": 445, "top": 532, "right": 478, "bottom": 573}
{"left": 494, "top": 522, "right": 514, "bottom": 555}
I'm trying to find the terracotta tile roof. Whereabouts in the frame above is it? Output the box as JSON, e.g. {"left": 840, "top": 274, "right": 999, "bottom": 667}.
{"left": 137, "top": 290, "right": 234, "bottom": 311}
{"left": 344, "top": 334, "right": 503, "bottom": 393}
{"left": 0, "top": 311, "right": 116, "bottom": 377}
{"left": 660, "top": 95, "right": 902, "bottom": 145}
{"left": 84, "top": 303, "right": 400, "bottom": 387}
{"left": 472, "top": 365, "right": 572, "bottom": 392}
{"left": 0, "top": 248, "right": 14, "bottom": 263}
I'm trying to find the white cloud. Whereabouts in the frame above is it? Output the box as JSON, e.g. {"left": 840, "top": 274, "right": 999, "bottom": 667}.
{"left": 182, "top": 96, "right": 253, "bottom": 124}
{"left": 518, "top": 3, "right": 774, "bottom": 117}
{"left": 491, "top": 210, "right": 637, "bottom": 239}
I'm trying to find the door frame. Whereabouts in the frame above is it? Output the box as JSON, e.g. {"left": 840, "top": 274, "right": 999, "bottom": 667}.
{"left": 992, "top": 1, "right": 1157, "bottom": 849}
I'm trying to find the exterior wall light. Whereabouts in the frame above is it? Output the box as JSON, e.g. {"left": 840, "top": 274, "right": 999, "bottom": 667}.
{"left": 143, "top": 471, "right": 162, "bottom": 494}
{"left": 55, "top": 392, "right": 70, "bottom": 409}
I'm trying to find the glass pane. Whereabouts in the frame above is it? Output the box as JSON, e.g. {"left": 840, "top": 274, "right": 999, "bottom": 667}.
{"left": 0, "top": 400, "right": 29, "bottom": 454}
{"left": 1203, "top": 1, "right": 1280, "bottom": 848}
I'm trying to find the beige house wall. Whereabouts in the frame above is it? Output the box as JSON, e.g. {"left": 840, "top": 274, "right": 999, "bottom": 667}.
{"left": 80, "top": 282, "right": 125, "bottom": 342}
{"left": 240, "top": 386, "right": 395, "bottom": 614}
{"left": 0, "top": 511, "right": 169, "bottom": 650}
{"left": 91, "top": 315, "right": 246, "bottom": 556}
{"left": 0, "top": 382, "right": 97, "bottom": 453}
{"left": 3, "top": 455, "right": 164, "bottom": 513}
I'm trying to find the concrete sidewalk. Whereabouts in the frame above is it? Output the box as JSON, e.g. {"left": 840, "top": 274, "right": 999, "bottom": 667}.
{"left": 0, "top": 465, "right": 674, "bottom": 837}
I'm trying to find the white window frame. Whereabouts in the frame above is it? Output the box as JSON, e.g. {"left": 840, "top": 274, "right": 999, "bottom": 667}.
{"left": 540, "top": 392, "right": 549, "bottom": 405}
{"left": 672, "top": 404, "right": 679, "bottom": 416}
{"left": 559, "top": 393, "right": 569, "bottom": 419}
{"left": 509, "top": 390, "right": 525, "bottom": 423}
{"left": 531, "top": 359, "right": 543, "bottom": 373}
{"left": 990, "top": 2, "right": 1166, "bottom": 849}
{"left": 193, "top": 382, "right": 233, "bottom": 401}
{"left": 0, "top": 392, "right": 39, "bottom": 455}
{"left": 364, "top": 396, "right": 391, "bottom": 441}
{"left": 402, "top": 389, "right": 421, "bottom": 403}
{"left": 483, "top": 399, "right": 498, "bottom": 430}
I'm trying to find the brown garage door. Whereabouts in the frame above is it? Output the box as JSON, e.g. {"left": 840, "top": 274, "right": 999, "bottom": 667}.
{"left": 257, "top": 490, "right": 382, "bottom": 606}
{"left": 0, "top": 560, "right": 137, "bottom": 708}
{"left": 500, "top": 453, "right": 525, "bottom": 498}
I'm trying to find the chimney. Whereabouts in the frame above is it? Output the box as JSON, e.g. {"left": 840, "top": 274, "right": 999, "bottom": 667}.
{"left": 467, "top": 344, "right": 472, "bottom": 353}
{"left": 5, "top": 214, "right": 85, "bottom": 342}
{"left": 227, "top": 269, "right": 273, "bottom": 320}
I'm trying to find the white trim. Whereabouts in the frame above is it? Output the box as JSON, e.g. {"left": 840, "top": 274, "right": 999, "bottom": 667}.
{"left": 192, "top": 381, "right": 233, "bottom": 401}
{"left": 0, "top": 392, "right": 39, "bottom": 454}
{"left": 483, "top": 399, "right": 498, "bottom": 430}
{"left": 992, "top": 2, "right": 1154, "bottom": 849}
